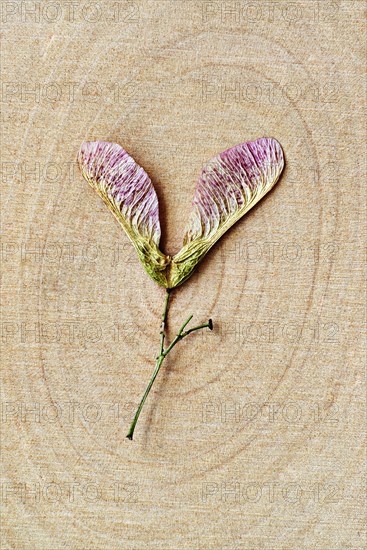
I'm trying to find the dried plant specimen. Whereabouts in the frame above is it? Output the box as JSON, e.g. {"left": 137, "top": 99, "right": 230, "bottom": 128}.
{"left": 78, "top": 137, "right": 284, "bottom": 439}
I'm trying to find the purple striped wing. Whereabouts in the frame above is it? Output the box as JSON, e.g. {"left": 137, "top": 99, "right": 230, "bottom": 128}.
{"left": 78, "top": 141, "right": 169, "bottom": 286}
{"left": 169, "top": 138, "right": 284, "bottom": 287}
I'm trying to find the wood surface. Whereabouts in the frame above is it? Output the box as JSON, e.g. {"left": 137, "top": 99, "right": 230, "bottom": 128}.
{"left": 1, "top": 1, "right": 366, "bottom": 548}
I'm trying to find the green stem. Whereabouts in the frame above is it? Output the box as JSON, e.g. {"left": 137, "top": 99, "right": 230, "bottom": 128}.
{"left": 126, "top": 290, "right": 213, "bottom": 441}
{"left": 126, "top": 354, "right": 164, "bottom": 440}
{"left": 162, "top": 316, "right": 212, "bottom": 357}
{"left": 160, "top": 288, "right": 171, "bottom": 354}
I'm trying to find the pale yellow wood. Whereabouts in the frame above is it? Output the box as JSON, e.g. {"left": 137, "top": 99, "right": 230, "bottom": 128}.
{"left": 1, "top": 1, "right": 366, "bottom": 548}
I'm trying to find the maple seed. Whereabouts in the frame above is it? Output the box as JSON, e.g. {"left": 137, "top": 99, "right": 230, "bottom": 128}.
{"left": 77, "top": 137, "right": 284, "bottom": 440}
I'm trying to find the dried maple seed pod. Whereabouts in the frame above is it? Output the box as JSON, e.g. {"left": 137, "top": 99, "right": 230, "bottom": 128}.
{"left": 77, "top": 137, "right": 285, "bottom": 440}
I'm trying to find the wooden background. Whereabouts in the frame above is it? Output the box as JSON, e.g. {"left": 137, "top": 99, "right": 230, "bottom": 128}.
{"left": 2, "top": 1, "right": 366, "bottom": 548}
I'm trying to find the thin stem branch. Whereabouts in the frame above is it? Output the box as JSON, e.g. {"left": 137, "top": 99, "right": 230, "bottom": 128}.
{"left": 126, "top": 290, "right": 213, "bottom": 440}
{"left": 126, "top": 354, "right": 164, "bottom": 440}
{"left": 183, "top": 320, "right": 213, "bottom": 338}
{"left": 162, "top": 317, "right": 212, "bottom": 357}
